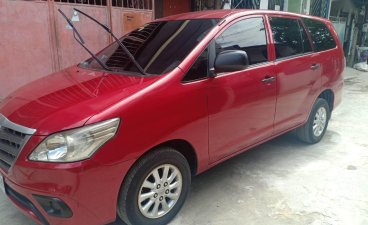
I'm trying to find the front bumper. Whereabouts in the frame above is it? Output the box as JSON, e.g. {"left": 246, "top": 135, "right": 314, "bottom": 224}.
{"left": 3, "top": 176, "right": 100, "bottom": 225}
{"left": 4, "top": 180, "right": 50, "bottom": 225}
{"left": 1, "top": 138, "right": 136, "bottom": 225}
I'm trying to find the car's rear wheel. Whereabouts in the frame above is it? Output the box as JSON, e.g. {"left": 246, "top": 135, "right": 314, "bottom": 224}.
{"left": 117, "top": 148, "right": 191, "bottom": 225}
{"left": 296, "top": 98, "right": 330, "bottom": 144}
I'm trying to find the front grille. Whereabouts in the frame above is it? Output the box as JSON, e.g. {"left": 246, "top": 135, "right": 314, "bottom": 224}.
{"left": 0, "top": 114, "right": 36, "bottom": 170}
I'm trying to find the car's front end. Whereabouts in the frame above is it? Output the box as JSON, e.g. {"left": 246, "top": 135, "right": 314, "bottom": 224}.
{"left": 1, "top": 128, "right": 136, "bottom": 225}
{"left": 0, "top": 65, "right": 161, "bottom": 225}
{"left": 0, "top": 12, "right": 221, "bottom": 225}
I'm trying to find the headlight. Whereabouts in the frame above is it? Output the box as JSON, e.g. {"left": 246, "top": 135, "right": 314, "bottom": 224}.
{"left": 29, "top": 118, "right": 120, "bottom": 162}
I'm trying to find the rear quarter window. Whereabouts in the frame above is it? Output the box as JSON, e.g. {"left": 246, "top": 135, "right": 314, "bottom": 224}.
{"left": 302, "top": 18, "right": 337, "bottom": 52}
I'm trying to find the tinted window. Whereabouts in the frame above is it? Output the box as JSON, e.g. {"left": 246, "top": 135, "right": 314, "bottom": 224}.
{"left": 270, "top": 17, "right": 310, "bottom": 59}
{"left": 183, "top": 48, "right": 208, "bottom": 82}
{"left": 215, "top": 17, "right": 268, "bottom": 65}
{"left": 299, "top": 21, "right": 313, "bottom": 53}
{"left": 302, "top": 18, "right": 337, "bottom": 52}
{"left": 82, "top": 19, "right": 218, "bottom": 75}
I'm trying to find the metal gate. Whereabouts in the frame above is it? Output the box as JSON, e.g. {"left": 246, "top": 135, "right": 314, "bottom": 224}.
{"left": 0, "top": 0, "right": 153, "bottom": 99}
{"left": 310, "top": 0, "right": 329, "bottom": 18}
{"left": 232, "top": 0, "right": 261, "bottom": 9}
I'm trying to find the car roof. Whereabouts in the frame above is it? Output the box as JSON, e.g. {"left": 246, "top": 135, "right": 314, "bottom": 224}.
{"left": 156, "top": 9, "right": 330, "bottom": 23}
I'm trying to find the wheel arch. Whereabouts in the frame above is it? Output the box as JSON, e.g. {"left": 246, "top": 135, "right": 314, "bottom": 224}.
{"left": 149, "top": 139, "right": 198, "bottom": 176}
{"left": 116, "top": 139, "right": 196, "bottom": 224}
{"left": 318, "top": 89, "right": 335, "bottom": 113}
{"left": 302, "top": 88, "right": 335, "bottom": 127}
{"left": 124, "top": 139, "right": 199, "bottom": 179}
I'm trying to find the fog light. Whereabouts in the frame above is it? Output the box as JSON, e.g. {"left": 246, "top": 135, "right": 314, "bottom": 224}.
{"left": 33, "top": 195, "right": 73, "bottom": 218}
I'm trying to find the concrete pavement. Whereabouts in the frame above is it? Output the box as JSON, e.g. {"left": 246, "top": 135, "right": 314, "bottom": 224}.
{"left": 1, "top": 67, "right": 368, "bottom": 225}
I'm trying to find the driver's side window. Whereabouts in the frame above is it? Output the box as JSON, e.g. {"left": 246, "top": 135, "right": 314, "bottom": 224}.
{"left": 215, "top": 17, "right": 268, "bottom": 66}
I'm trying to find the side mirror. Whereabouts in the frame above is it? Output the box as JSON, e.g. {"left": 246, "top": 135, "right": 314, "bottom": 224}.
{"left": 213, "top": 50, "right": 249, "bottom": 74}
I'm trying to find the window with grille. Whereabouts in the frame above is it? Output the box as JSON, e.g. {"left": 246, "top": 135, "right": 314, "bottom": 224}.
{"left": 54, "top": 0, "right": 108, "bottom": 6}
{"left": 112, "top": 0, "right": 152, "bottom": 9}
{"left": 52, "top": 0, "right": 152, "bottom": 9}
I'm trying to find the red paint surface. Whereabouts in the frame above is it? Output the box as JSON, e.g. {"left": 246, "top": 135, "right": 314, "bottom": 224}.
{"left": 0, "top": 10, "right": 344, "bottom": 225}
{"left": 0, "top": 66, "right": 161, "bottom": 135}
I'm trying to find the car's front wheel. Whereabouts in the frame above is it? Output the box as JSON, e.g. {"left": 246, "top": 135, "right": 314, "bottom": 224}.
{"left": 296, "top": 98, "right": 331, "bottom": 144}
{"left": 117, "top": 148, "right": 191, "bottom": 225}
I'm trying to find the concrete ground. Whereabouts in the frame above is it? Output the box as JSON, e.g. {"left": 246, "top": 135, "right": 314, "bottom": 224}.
{"left": 1, "top": 67, "right": 367, "bottom": 225}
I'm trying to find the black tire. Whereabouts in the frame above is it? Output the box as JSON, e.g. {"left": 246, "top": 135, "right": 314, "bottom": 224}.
{"left": 117, "top": 148, "right": 191, "bottom": 225}
{"left": 296, "top": 98, "right": 330, "bottom": 144}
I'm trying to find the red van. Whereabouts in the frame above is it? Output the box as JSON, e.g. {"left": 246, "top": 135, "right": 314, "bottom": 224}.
{"left": 0, "top": 9, "right": 344, "bottom": 225}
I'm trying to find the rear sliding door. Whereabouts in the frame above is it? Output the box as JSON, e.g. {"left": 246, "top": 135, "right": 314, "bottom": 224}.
{"left": 269, "top": 16, "right": 322, "bottom": 134}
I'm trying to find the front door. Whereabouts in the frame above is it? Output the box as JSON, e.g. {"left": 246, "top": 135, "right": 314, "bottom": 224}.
{"left": 208, "top": 17, "right": 277, "bottom": 163}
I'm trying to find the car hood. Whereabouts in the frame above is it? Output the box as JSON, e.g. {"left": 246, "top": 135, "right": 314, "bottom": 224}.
{"left": 0, "top": 66, "right": 161, "bottom": 135}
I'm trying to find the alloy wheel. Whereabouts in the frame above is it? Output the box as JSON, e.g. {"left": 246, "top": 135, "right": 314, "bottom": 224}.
{"left": 138, "top": 164, "right": 183, "bottom": 219}
{"left": 313, "top": 107, "right": 327, "bottom": 137}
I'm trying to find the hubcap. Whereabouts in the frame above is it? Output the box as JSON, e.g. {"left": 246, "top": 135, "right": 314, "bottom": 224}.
{"left": 138, "top": 164, "right": 182, "bottom": 219}
{"left": 313, "top": 107, "right": 327, "bottom": 137}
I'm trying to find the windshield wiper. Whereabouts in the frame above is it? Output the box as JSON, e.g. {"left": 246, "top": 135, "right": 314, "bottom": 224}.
{"left": 58, "top": 9, "right": 111, "bottom": 71}
{"left": 73, "top": 8, "right": 147, "bottom": 75}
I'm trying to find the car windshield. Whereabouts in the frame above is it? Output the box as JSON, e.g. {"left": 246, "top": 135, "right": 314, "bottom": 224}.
{"left": 80, "top": 19, "right": 218, "bottom": 75}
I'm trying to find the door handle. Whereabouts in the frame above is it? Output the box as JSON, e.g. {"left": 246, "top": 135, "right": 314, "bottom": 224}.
{"left": 262, "top": 76, "right": 276, "bottom": 84}
{"left": 311, "top": 63, "right": 320, "bottom": 70}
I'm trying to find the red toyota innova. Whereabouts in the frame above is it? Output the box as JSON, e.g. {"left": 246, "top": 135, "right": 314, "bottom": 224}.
{"left": 0, "top": 9, "right": 344, "bottom": 225}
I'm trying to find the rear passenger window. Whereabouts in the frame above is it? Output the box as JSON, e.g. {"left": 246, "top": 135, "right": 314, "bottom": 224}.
{"left": 302, "top": 18, "right": 337, "bottom": 52}
{"left": 270, "top": 17, "right": 311, "bottom": 59}
{"left": 215, "top": 17, "right": 268, "bottom": 66}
